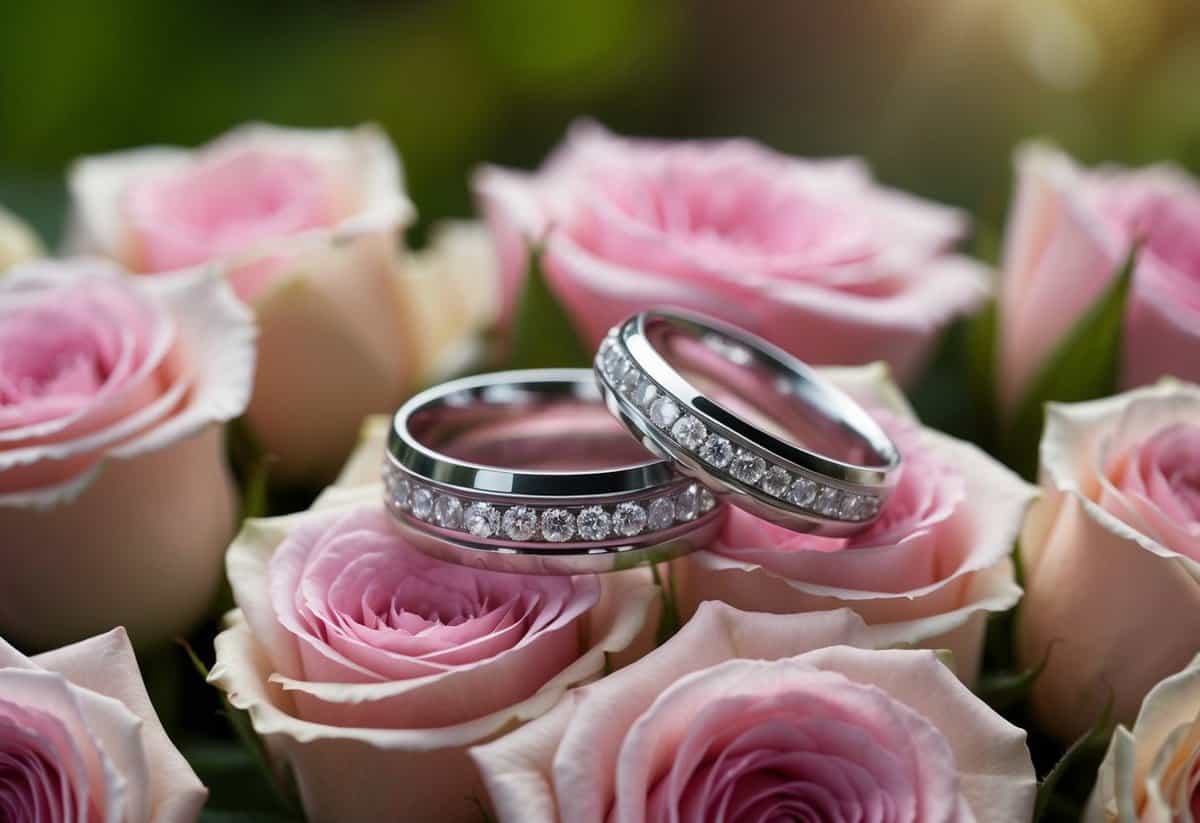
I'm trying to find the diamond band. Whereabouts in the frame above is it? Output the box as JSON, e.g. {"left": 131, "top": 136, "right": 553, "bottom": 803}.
{"left": 594, "top": 311, "right": 898, "bottom": 535}
{"left": 384, "top": 458, "right": 716, "bottom": 545}
{"left": 596, "top": 332, "right": 880, "bottom": 523}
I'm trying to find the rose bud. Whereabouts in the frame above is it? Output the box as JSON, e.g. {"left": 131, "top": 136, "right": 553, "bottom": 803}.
{"left": 0, "top": 627, "right": 207, "bottom": 820}
{"left": 476, "top": 121, "right": 990, "bottom": 385}
{"left": 0, "top": 259, "right": 254, "bottom": 649}
{"left": 1018, "top": 380, "right": 1200, "bottom": 741}
{"left": 472, "top": 601, "right": 1036, "bottom": 822}
{"left": 998, "top": 144, "right": 1200, "bottom": 414}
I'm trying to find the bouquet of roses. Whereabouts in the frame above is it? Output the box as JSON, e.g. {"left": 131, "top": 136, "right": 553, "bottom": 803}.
{"left": 2, "top": 120, "right": 1198, "bottom": 823}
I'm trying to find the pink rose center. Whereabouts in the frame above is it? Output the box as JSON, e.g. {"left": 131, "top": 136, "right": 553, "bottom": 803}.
{"left": 0, "top": 699, "right": 93, "bottom": 822}
{"left": 628, "top": 662, "right": 963, "bottom": 823}
{"left": 564, "top": 144, "right": 885, "bottom": 290}
{"left": 1111, "top": 423, "right": 1200, "bottom": 529}
{"left": 124, "top": 148, "right": 333, "bottom": 274}
{"left": 271, "top": 509, "right": 600, "bottom": 682}
{"left": 0, "top": 279, "right": 159, "bottom": 432}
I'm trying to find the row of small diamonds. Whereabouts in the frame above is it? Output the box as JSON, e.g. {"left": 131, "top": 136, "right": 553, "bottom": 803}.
{"left": 595, "top": 331, "right": 880, "bottom": 523}
{"left": 383, "top": 464, "right": 717, "bottom": 543}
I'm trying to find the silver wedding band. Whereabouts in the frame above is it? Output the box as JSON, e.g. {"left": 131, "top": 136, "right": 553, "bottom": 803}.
{"left": 383, "top": 369, "right": 725, "bottom": 575}
{"left": 594, "top": 310, "right": 900, "bottom": 537}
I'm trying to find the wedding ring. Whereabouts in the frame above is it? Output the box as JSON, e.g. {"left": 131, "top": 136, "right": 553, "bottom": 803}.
{"left": 383, "top": 368, "right": 725, "bottom": 574}
{"left": 594, "top": 310, "right": 901, "bottom": 537}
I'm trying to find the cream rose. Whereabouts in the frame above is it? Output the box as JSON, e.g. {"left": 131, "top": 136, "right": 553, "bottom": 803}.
{"left": 1087, "top": 652, "right": 1200, "bottom": 822}
{"left": 209, "top": 486, "right": 659, "bottom": 823}
{"left": 0, "top": 259, "right": 254, "bottom": 649}
{"left": 0, "top": 627, "right": 207, "bottom": 820}
{"left": 67, "top": 123, "right": 497, "bottom": 483}
{"left": 675, "top": 365, "right": 1032, "bottom": 686}
{"left": 1017, "top": 381, "right": 1200, "bottom": 742}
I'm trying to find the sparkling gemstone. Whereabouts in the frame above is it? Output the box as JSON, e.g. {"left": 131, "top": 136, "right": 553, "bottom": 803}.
{"left": 676, "top": 485, "right": 701, "bottom": 521}
{"left": 613, "top": 502, "right": 647, "bottom": 536}
{"left": 671, "top": 415, "right": 708, "bottom": 450}
{"left": 730, "top": 451, "right": 766, "bottom": 484}
{"left": 464, "top": 502, "right": 499, "bottom": 537}
{"left": 384, "top": 472, "right": 411, "bottom": 511}
{"left": 501, "top": 506, "right": 538, "bottom": 540}
{"left": 433, "top": 495, "right": 463, "bottom": 528}
{"left": 649, "top": 396, "right": 681, "bottom": 429}
{"left": 698, "top": 435, "right": 734, "bottom": 468}
{"left": 541, "top": 508, "right": 576, "bottom": 542}
{"left": 596, "top": 339, "right": 614, "bottom": 370}
{"left": 410, "top": 487, "right": 434, "bottom": 520}
{"left": 601, "top": 341, "right": 625, "bottom": 375}
{"left": 577, "top": 506, "right": 612, "bottom": 540}
{"left": 634, "top": 379, "right": 658, "bottom": 409}
{"left": 788, "top": 477, "right": 818, "bottom": 507}
{"left": 609, "top": 355, "right": 631, "bottom": 381}
{"left": 839, "top": 493, "right": 864, "bottom": 521}
{"left": 618, "top": 368, "right": 642, "bottom": 397}
{"left": 760, "top": 466, "right": 791, "bottom": 498}
{"left": 815, "top": 487, "right": 842, "bottom": 517}
{"left": 699, "top": 487, "right": 717, "bottom": 513}
{"left": 858, "top": 495, "right": 881, "bottom": 520}
{"left": 647, "top": 497, "right": 676, "bottom": 530}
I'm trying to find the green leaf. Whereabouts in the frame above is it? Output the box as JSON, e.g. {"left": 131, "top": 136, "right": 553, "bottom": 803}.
{"left": 179, "top": 641, "right": 303, "bottom": 818}
{"left": 1004, "top": 245, "right": 1138, "bottom": 478}
{"left": 977, "top": 640, "right": 1052, "bottom": 711}
{"left": 1034, "top": 697, "right": 1114, "bottom": 823}
{"left": 965, "top": 298, "right": 998, "bottom": 451}
{"left": 507, "top": 245, "right": 591, "bottom": 370}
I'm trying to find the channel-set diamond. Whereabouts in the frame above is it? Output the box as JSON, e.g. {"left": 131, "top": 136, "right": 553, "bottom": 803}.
{"left": 577, "top": 506, "right": 612, "bottom": 541}
{"left": 434, "top": 495, "right": 463, "bottom": 529}
{"left": 760, "top": 466, "right": 791, "bottom": 498}
{"left": 541, "top": 508, "right": 576, "bottom": 542}
{"left": 464, "top": 502, "right": 499, "bottom": 538}
{"left": 613, "top": 502, "right": 647, "bottom": 536}
{"left": 501, "top": 506, "right": 539, "bottom": 541}
{"left": 671, "top": 415, "right": 708, "bottom": 450}
{"left": 698, "top": 434, "right": 734, "bottom": 468}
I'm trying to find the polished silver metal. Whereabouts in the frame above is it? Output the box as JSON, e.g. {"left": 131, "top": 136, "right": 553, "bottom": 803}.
{"left": 385, "top": 368, "right": 724, "bottom": 574}
{"left": 594, "top": 310, "right": 901, "bottom": 537}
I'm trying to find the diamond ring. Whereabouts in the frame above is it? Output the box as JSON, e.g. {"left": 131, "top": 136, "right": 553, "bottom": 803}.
{"left": 595, "top": 310, "right": 901, "bottom": 537}
{"left": 384, "top": 368, "right": 725, "bottom": 574}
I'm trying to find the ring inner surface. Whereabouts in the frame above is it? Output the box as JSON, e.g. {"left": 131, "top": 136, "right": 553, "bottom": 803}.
{"left": 408, "top": 390, "right": 656, "bottom": 472}
{"left": 645, "top": 318, "right": 889, "bottom": 468}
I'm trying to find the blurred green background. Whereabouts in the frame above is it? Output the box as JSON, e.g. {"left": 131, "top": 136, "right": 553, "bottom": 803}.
{"left": 4, "top": 0, "right": 1200, "bottom": 248}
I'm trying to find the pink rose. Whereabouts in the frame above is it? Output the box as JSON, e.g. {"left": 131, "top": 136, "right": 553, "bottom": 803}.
{"left": 0, "top": 259, "right": 254, "bottom": 649}
{"left": 1087, "top": 652, "right": 1200, "bottom": 822}
{"left": 472, "top": 601, "right": 1036, "bottom": 822}
{"left": 675, "top": 365, "right": 1032, "bottom": 685}
{"left": 210, "top": 495, "right": 659, "bottom": 823}
{"left": 476, "top": 121, "right": 990, "bottom": 384}
{"left": 1017, "top": 381, "right": 1200, "bottom": 741}
{"left": 998, "top": 144, "right": 1200, "bottom": 413}
{"left": 68, "top": 124, "right": 498, "bottom": 483}
{"left": 0, "top": 627, "right": 206, "bottom": 821}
